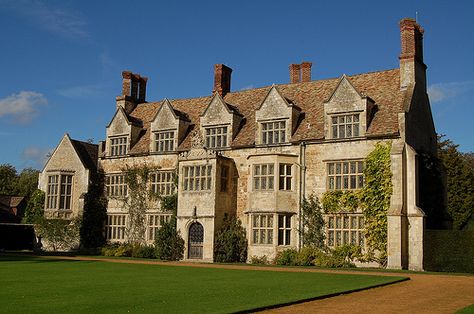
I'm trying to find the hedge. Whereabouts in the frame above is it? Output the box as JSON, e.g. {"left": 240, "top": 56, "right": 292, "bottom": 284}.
{"left": 424, "top": 229, "right": 474, "bottom": 273}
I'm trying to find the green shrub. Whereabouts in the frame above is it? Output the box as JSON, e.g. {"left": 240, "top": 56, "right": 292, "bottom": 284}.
{"left": 214, "top": 215, "right": 247, "bottom": 263}
{"left": 274, "top": 249, "right": 298, "bottom": 266}
{"left": 101, "top": 243, "right": 120, "bottom": 256}
{"left": 295, "top": 246, "right": 322, "bottom": 266}
{"left": 114, "top": 244, "right": 133, "bottom": 257}
{"left": 132, "top": 245, "right": 156, "bottom": 259}
{"left": 314, "top": 245, "right": 361, "bottom": 268}
{"left": 249, "top": 255, "right": 270, "bottom": 265}
{"left": 154, "top": 219, "right": 184, "bottom": 261}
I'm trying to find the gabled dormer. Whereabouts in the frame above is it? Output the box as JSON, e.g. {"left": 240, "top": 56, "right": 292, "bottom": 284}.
{"left": 150, "top": 99, "right": 190, "bottom": 153}
{"left": 255, "top": 85, "right": 300, "bottom": 145}
{"left": 105, "top": 107, "right": 142, "bottom": 157}
{"left": 200, "top": 93, "right": 242, "bottom": 150}
{"left": 323, "top": 75, "right": 375, "bottom": 140}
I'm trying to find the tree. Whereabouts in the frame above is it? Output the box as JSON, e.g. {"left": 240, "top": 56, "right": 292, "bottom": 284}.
{"left": 214, "top": 214, "right": 247, "bottom": 263}
{"left": 0, "top": 164, "right": 18, "bottom": 195}
{"left": 300, "top": 194, "right": 325, "bottom": 249}
{"left": 438, "top": 136, "right": 474, "bottom": 230}
{"left": 80, "top": 172, "right": 108, "bottom": 248}
{"left": 154, "top": 218, "right": 184, "bottom": 261}
{"left": 36, "top": 216, "right": 81, "bottom": 251}
{"left": 16, "top": 168, "right": 40, "bottom": 200}
{"left": 22, "top": 189, "right": 45, "bottom": 224}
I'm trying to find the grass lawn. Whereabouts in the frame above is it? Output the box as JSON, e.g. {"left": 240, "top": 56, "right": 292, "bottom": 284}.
{"left": 0, "top": 255, "right": 406, "bottom": 313}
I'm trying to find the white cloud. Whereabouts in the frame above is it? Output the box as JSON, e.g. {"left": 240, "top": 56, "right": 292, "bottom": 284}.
{"left": 21, "top": 146, "right": 53, "bottom": 169}
{"left": 428, "top": 81, "right": 474, "bottom": 104}
{"left": 57, "top": 85, "right": 104, "bottom": 98}
{"left": 0, "top": 91, "right": 47, "bottom": 123}
{"left": 1, "top": 0, "right": 88, "bottom": 39}
{"left": 240, "top": 85, "right": 255, "bottom": 91}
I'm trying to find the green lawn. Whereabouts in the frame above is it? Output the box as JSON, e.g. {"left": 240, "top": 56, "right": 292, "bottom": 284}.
{"left": 0, "top": 255, "right": 406, "bottom": 313}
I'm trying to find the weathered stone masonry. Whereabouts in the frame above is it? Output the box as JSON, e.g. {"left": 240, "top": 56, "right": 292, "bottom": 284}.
{"left": 40, "top": 18, "right": 437, "bottom": 270}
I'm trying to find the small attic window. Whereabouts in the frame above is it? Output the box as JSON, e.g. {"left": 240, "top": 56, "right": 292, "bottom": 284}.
{"left": 110, "top": 136, "right": 128, "bottom": 156}
{"left": 205, "top": 126, "right": 228, "bottom": 149}
{"left": 262, "top": 121, "right": 286, "bottom": 145}
{"left": 154, "top": 131, "right": 175, "bottom": 152}
{"left": 330, "top": 114, "right": 360, "bottom": 139}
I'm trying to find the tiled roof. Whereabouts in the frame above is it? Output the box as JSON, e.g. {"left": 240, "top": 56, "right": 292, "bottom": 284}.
{"left": 70, "top": 140, "right": 99, "bottom": 170}
{"left": 128, "top": 69, "right": 405, "bottom": 154}
{"left": 0, "top": 195, "right": 25, "bottom": 209}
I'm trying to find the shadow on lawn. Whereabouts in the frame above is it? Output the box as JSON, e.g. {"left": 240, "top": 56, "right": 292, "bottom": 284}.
{"left": 0, "top": 253, "right": 81, "bottom": 263}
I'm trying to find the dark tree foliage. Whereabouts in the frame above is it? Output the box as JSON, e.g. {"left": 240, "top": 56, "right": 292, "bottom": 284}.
{"left": 22, "top": 189, "right": 45, "bottom": 224}
{"left": 80, "top": 172, "right": 108, "bottom": 248}
{"left": 214, "top": 214, "right": 248, "bottom": 263}
{"left": 154, "top": 218, "right": 184, "bottom": 261}
{"left": 438, "top": 136, "right": 474, "bottom": 230}
{"left": 419, "top": 153, "right": 447, "bottom": 229}
{"left": 301, "top": 194, "right": 325, "bottom": 249}
{"left": 0, "top": 164, "right": 18, "bottom": 195}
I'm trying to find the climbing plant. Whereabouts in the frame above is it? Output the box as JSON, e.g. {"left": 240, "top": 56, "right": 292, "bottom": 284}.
{"left": 300, "top": 193, "right": 325, "bottom": 249}
{"left": 360, "top": 142, "right": 393, "bottom": 266}
{"left": 322, "top": 190, "right": 361, "bottom": 213}
{"left": 121, "top": 164, "right": 160, "bottom": 245}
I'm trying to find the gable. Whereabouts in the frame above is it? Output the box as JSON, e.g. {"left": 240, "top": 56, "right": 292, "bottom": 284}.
{"left": 255, "top": 86, "right": 292, "bottom": 121}
{"left": 201, "top": 94, "right": 233, "bottom": 125}
{"left": 42, "top": 134, "right": 86, "bottom": 172}
{"left": 107, "top": 107, "right": 131, "bottom": 136}
{"left": 151, "top": 99, "right": 180, "bottom": 131}
{"left": 327, "top": 75, "right": 362, "bottom": 105}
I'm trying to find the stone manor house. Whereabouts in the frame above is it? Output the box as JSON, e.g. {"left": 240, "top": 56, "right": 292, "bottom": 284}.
{"left": 39, "top": 18, "right": 436, "bottom": 270}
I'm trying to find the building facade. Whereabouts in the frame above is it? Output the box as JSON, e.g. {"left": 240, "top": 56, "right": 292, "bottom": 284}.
{"left": 40, "top": 18, "right": 436, "bottom": 270}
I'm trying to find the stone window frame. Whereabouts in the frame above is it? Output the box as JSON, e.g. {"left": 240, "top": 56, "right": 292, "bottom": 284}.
{"left": 105, "top": 214, "right": 127, "bottom": 241}
{"left": 277, "top": 214, "right": 292, "bottom": 246}
{"left": 146, "top": 213, "right": 172, "bottom": 241}
{"left": 278, "top": 164, "right": 293, "bottom": 191}
{"left": 46, "top": 173, "right": 73, "bottom": 211}
{"left": 327, "top": 160, "right": 365, "bottom": 190}
{"left": 150, "top": 170, "right": 175, "bottom": 196}
{"left": 325, "top": 213, "right": 365, "bottom": 248}
{"left": 251, "top": 214, "right": 274, "bottom": 245}
{"left": 110, "top": 136, "right": 128, "bottom": 157}
{"left": 204, "top": 125, "right": 229, "bottom": 149}
{"left": 253, "top": 164, "right": 275, "bottom": 191}
{"left": 182, "top": 165, "right": 212, "bottom": 192}
{"left": 154, "top": 130, "right": 175, "bottom": 153}
{"left": 330, "top": 113, "right": 360, "bottom": 139}
{"left": 105, "top": 173, "right": 128, "bottom": 198}
{"left": 261, "top": 120, "right": 287, "bottom": 145}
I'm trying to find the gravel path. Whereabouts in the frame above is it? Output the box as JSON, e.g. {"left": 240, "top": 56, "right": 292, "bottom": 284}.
{"left": 45, "top": 256, "right": 474, "bottom": 313}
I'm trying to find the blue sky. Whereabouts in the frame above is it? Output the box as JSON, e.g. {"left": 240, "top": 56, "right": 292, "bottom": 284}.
{"left": 1, "top": 0, "right": 473, "bottom": 170}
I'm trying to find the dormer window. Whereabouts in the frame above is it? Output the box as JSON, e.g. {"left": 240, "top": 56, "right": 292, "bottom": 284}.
{"left": 155, "top": 131, "right": 175, "bottom": 152}
{"left": 331, "top": 114, "right": 360, "bottom": 139}
{"left": 110, "top": 136, "right": 128, "bottom": 156}
{"left": 205, "top": 126, "right": 228, "bottom": 149}
{"left": 262, "top": 121, "right": 286, "bottom": 145}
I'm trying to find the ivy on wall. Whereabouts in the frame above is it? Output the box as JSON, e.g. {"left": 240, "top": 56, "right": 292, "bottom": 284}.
{"left": 321, "top": 142, "right": 392, "bottom": 266}
{"left": 322, "top": 190, "right": 361, "bottom": 213}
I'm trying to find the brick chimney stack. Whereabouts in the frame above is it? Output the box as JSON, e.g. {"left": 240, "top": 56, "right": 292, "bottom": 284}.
{"left": 289, "top": 64, "right": 301, "bottom": 83}
{"left": 117, "top": 70, "right": 147, "bottom": 113}
{"left": 301, "top": 62, "right": 312, "bottom": 82}
{"left": 399, "top": 18, "right": 426, "bottom": 89}
{"left": 213, "top": 64, "right": 232, "bottom": 97}
{"left": 138, "top": 76, "right": 148, "bottom": 103}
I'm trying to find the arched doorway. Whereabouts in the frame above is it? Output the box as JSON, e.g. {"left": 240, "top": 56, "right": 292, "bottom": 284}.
{"left": 188, "top": 222, "right": 204, "bottom": 259}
